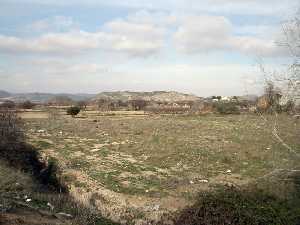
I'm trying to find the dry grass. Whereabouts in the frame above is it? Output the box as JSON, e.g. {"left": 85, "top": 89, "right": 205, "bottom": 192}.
{"left": 21, "top": 109, "right": 300, "bottom": 223}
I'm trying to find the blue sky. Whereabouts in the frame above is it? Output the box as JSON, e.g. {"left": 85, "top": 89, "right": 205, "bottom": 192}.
{"left": 0, "top": 0, "right": 298, "bottom": 96}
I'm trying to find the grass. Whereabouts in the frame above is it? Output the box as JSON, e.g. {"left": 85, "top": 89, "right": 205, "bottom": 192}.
{"left": 20, "top": 110, "right": 300, "bottom": 223}
{"left": 173, "top": 178, "right": 300, "bottom": 225}
{"left": 0, "top": 158, "right": 120, "bottom": 225}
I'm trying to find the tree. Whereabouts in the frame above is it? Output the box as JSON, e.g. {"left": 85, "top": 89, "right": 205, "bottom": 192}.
{"left": 263, "top": 81, "right": 282, "bottom": 112}
{"left": 258, "top": 12, "right": 300, "bottom": 154}
{"left": 66, "top": 106, "right": 80, "bottom": 117}
{"left": 76, "top": 100, "right": 87, "bottom": 110}
{"left": 272, "top": 14, "right": 299, "bottom": 106}
{"left": 20, "top": 100, "right": 35, "bottom": 109}
{"left": 129, "top": 99, "right": 148, "bottom": 111}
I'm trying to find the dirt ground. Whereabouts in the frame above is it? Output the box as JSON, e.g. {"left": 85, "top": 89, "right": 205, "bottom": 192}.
{"left": 21, "top": 109, "right": 300, "bottom": 224}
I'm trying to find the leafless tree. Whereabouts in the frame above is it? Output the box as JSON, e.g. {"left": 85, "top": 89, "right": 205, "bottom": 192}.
{"left": 76, "top": 100, "right": 88, "bottom": 110}
{"left": 258, "top": 12, "right": 300, "bottom": 155}
{"left": 269, "top": 14, "right": 299, "bottom": 106}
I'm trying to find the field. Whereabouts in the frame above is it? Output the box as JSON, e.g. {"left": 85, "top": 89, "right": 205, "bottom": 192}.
{"left": 21, "top": 110, "right": 300, "bottom": 224}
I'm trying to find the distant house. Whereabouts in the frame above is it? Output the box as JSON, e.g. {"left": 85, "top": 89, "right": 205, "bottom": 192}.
{"left": 211, "top": 96, "right": 230, "bottom": 102}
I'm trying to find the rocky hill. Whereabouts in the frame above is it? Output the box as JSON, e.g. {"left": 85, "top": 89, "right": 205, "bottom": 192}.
{"left": 92, "top": 91, "right": 202, "bottom": 102}
{"left": 0, "top": 90, "right": 202, "bottom": 103}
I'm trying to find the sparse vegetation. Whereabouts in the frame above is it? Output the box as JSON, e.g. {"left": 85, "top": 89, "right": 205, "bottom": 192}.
{"left": 14, "top": 108, "right": 300, "bottom": 224}
{"left": 174, "top": 181, "right": 300, "bottom": 225}
{"left": 67, "top": 106, "right": 81, "bottom": 117}
{"left": 214, "top": 102, "right": 240, "bottom": 114}
{"left": 19, "top": 100, "right": 35, "bottom": 109}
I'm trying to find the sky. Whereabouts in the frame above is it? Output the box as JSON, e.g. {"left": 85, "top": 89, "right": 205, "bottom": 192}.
{"left": 0, "top": 0, "right": 298, "bottom": 97}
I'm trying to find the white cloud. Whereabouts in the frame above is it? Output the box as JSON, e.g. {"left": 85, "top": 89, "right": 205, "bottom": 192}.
{"left": 173, "top": 15, "right": 286, "bottom": 57}
{"left": 102, "top": 20, "right": 165, "bottom": 56}
{"left": 0, "top": 19, "right": 165, "bottom": 57}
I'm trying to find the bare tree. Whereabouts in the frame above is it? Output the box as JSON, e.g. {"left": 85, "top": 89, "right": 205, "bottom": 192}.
{"left": 258, "top": 12, "right": 300, "bottom": 155}
{"left": 275, "top": 14, "right": 299, "bottom": 106}
{"left": 76, "top": 100, "right": 88, "bottom": 110}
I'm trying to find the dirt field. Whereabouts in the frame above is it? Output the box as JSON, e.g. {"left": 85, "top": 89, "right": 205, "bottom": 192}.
{"left": 21, "top": 109, "right": 300, "bottom": 224}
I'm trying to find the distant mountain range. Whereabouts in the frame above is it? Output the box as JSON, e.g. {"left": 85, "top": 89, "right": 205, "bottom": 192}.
{"left": 0, "top": 90, "right": 258, "bottom": 104}
{"left": 0, "top": 91, "right": 95, "bottom": 103}
{"left": 0, "top": 90, "right": 11, "bottom": 98}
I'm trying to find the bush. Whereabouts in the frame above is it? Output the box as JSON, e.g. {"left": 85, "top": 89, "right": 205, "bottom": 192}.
{"left": 66, "top": 106, "right": 80, "bottom": 117}
{"left": 215, "top": 102, "right": 240, "bottom": 114}
{"left": 174, "top": 185, "right": 300, "bottom": 225}
{"left": 0, "top": 110, "right": 24, "bottom": 148}
{"left": 282, "top": 100, "right": 295, "bottom": 113}
{"left": 20, "top": 100, "right": 35, "bottom": 109}
{"left": 76, "top": 100, "right": 87, "bottom": 110}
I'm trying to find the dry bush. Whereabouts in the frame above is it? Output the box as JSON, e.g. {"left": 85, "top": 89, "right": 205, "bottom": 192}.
{"left": 19, "top": 100, "right": 35, "bottom": 109}
{"left": 0, "top": 109, "right": 24, "bottom": 149}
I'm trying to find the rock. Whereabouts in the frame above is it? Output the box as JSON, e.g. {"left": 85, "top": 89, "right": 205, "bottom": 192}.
{"left": 47, "top": 202, "right": 54, "bottom": 211}
{"left": 199, "top": 179, "right": 209, "bottom": 183}
{"left": 189, "top": 180, "right": 194, "bottom": 184}
{"left": 153, "top": 204, "right": 160, "bottom": 211}
{"left": 226, "top": 169, "right": 232, "bottom": 173}
{"left": 55, "top": 212, "right": 73, "bottom": 220}
{"left": 293, "top": 114, "right": 300, "bottom": 119}
{"left": 37, "top": 129, "right": 45, "bottom": 133}
{"left": 25, "top": 199, "right": 32, "bottom": 202}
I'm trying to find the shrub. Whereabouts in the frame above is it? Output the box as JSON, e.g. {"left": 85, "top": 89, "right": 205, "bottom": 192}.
{"left": 76, "top": 100, "right": 87, "bottom": 110}
{"left": 215, "top": 102, "right": 240, "bottom": 114}
{"left": 282, "top": 100, "right": 295, "bottom": 113}
{"left": 174, "top": 186, "right": 300, "bottom": 225}
{"left": 0, "top": 109, "right": 24, "bottom": 148}
{"left": 67, "top": 106, "right": 80, "bottom": 117}
{"left": 20, "top": 100, "right": 35, "bottom": 109}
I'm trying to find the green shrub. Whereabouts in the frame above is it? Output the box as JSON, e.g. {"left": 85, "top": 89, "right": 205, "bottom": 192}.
{"left": 174, "top": 186, "right": 300, "bottom": 225}
{"left": 67, "top": 106, "right": 81, "bottom": 117}
{"left": 215, "top": 102, "right": 240, "bottom": 114}
{"left": 20, "top": 100, "right": 35, "bottom": 109}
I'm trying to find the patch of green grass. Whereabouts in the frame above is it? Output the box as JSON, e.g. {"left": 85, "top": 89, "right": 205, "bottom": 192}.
{"left": 35, "top": 140, "right": 52, "bottom": 149}
{"left": 69, "top": 158, "right": 91, "bottom": 170}
{"left": 97, "top": 148, "right": 110, "bottom": 157}
{"left": 90, "top": 171, "right": 122, "bottom": 192}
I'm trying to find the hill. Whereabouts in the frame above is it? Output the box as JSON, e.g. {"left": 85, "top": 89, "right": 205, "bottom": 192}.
{"left": 0, "top": 91, "right": 96, "bottom": 103}
{"left": 0, "top": 90, "right": 11, "bottom": 98}
{"left": 92, "top": 91, "right": 202, "bottom": 102}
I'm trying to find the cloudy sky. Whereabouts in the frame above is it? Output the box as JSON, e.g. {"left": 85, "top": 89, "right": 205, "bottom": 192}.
{"left": 0, "top": 0, "right": 298, "bottom": 96}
